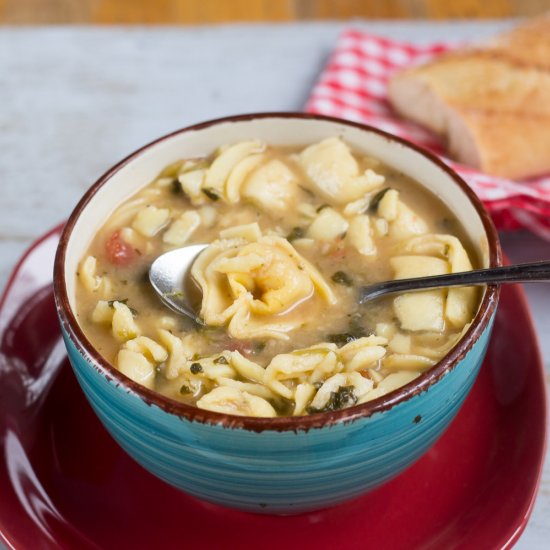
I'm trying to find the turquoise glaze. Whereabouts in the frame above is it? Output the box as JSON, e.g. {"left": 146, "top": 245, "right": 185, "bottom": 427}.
{"left": 61, "top": 315, "right": 494, "bottom": 514}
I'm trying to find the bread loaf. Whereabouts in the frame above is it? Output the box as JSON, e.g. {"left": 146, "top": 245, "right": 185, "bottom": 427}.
{"left": 388, "top": 16, "right": 550, "bottom": 180}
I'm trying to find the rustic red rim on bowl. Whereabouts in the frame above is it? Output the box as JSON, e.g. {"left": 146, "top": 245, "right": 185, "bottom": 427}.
{"left": 53, "top": 112, "right": 502, "bottom": 432}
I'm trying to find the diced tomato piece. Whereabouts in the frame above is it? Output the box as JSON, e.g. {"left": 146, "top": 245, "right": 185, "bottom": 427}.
{"left": 328, "top": 246, "right": 348, "bottom": 261}
{"left": 105, "top": 230, "right": 136, "bottom": 266}
{"left": 222, "top": 338, "right": 255, "bottom": 357}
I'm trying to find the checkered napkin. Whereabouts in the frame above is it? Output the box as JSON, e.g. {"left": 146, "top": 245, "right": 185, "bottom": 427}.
{"left": 305, "top": 29, "right": 550, "bottom": 239}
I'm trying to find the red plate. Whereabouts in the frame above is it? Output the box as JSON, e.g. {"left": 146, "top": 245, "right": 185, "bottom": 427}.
{"left": 0, "top": 226, "right": 546, "bottom": 550}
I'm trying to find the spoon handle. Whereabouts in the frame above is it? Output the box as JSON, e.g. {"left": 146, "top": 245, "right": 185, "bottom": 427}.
{"left": 359, "top": 260, "right": 550, "bottom": 303}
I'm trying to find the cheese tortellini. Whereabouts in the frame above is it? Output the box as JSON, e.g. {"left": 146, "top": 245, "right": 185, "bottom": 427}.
{"left": 192, "top": 224, "right": 336, "bottom": 340}
{"left": 76, "top": 137, "right": 480, "bottom": 417}
{"left": 299, "top": 137, "right": 385, "bottom": 204}
{"left": 391, "top": 234, "right": 477, "bottom": 331}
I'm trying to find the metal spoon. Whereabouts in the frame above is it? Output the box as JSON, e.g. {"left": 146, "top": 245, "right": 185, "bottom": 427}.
{"left": 358, "top": 260, "right": 550, "bottom": 303}
{"left": 149, "top": 246, "right": 550, "bottom": 321}
{"left": 149, "top": 244, "right": 208, "bottom": 323}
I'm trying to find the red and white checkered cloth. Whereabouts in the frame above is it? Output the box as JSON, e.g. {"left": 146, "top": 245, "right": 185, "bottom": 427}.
{"left": 305, "top": 29, "right": 550, "bottom": 239}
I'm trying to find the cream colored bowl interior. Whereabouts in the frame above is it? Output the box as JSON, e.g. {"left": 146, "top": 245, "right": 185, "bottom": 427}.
{"left": 64, "top": 116, "right": 490, "bottom": 309}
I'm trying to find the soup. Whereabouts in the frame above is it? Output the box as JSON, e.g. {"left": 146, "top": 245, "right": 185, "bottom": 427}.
{"left": 76, "top": 137, "right": 479, "bottom": 417}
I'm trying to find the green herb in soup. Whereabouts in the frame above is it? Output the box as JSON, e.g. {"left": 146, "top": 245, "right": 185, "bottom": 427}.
{"left": 76, "top": 137, "right": 479, "bottom": 417}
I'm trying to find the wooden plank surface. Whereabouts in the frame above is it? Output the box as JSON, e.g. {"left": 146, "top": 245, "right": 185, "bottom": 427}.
{"left": 0, "top": 0, "right": 549, "bottom": 24}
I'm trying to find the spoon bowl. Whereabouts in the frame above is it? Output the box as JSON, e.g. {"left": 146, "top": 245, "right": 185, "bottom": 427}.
{"left": 148, "top": 243, "right": 207, "bottom": 323}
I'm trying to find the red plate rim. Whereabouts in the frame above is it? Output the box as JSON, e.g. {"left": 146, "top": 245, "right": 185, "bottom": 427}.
{"left": 0, "top": 224, "right": 547, "bottom": 550}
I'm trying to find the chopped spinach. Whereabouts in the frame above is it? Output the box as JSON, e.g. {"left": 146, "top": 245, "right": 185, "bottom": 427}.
{"left": 171, "top": 178, "right": 182, "bottom": 194}
{"left": 107, "top": 299, "right": 137, "bottom": 316}
{"left": 179, "top": 384, "right": 191, "bottom": 395}
{"left": 328, "top": 385, "right": 358, "bottom": 410}
{"left": 327, "top": 333, "right": 360, "bottom": 345}
{"left": 190, "top": 362, "right": 203, "bottom": 375}
{"left": 202, "top": 187, "right": 220, "bottom": 201}
{"left": 331, "top": 271, "right": 353, "bottom": 287}
{"left": 348, "top": 313, "right": 365, "bottom": 336}
{"left": 307, "top": 386, "right": 358, "bottom": 414}
{"left": 287, "top": 227, "right": 305, "bottom": 241}
{"left": 368, "top": 187, "right": 391, "bottom": 213}
{"left": 107, "top": 298, "right": 127, "bottom": 307}
{"left": 254, "top": 341, "right": 266, "bottom": 353}
{"left": 327, "top": 314, "right": 367, "bottom": 346}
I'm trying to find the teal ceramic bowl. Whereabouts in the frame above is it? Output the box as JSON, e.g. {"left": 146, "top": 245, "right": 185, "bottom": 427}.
{"left": 54, "top": 113, "right": 501, "bottom": 514}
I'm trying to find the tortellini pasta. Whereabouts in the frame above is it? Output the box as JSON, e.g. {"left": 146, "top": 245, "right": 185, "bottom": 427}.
{"left": 116, "top": 336, "right": 168, "bottom": 389}
{"left": 117, "top": 349, "right": 156, "bottom": 389}
{"left": 203, "top": 140, "right": 265, "bottom": 197}
{"left": 76, "top": 137, "right": 480, "bottom": 417}
{"left": 346, "top": 215, "right": 376, "bottom": 256}
{"left": 392, "top": 234, "right": 477, "bottom": 331}
{"left": 376, "top": 188, "right": 429, "bottom": 239}
{"left": 111, "top": 301, "right": 140, "bottom": 342}
{"left": 306, "top": 207, "right": 349, "bottom": 241}
{"left": 263, "top": 337, "right": 386, "bottom": 412}
{"left": 162, "top": 211, "right": 201, "bottom": 246}
{"left": 299, "top": 137, "right": 385, "bottom": 204}
{"left": 79, "top": 256, "right": 113, "bottom": 296}
{"left": 192, "top": 224, "right": 336, "bottom": 340}
{"left": 196, "top": 386, "right": 277, "bottom": 417}
{"left": 132, "top": 205, "right": 170, "bottom": 237}
{"left": 241, "top": 159, "right": 299, "bottom": 214}
{"left": 173, "top": 140, "right": 301, "bottom": 217}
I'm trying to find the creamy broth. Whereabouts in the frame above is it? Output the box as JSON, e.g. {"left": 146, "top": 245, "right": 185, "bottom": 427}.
{"left": 76, "top": 138, "right": 479, "bottom": 417}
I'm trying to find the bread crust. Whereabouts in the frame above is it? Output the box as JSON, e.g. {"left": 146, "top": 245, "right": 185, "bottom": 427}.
{"left": 388, "top": 15, "right": 550, "bottom": 179}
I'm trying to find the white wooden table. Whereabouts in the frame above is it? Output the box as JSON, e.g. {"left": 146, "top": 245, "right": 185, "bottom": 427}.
{"left": 1, "top": 21, "right": 548, "bottom": 548}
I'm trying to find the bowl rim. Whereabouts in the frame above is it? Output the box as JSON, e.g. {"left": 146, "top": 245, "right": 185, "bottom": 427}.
{"left": 54, "top": 112, "right": 502, "bottom": 432}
